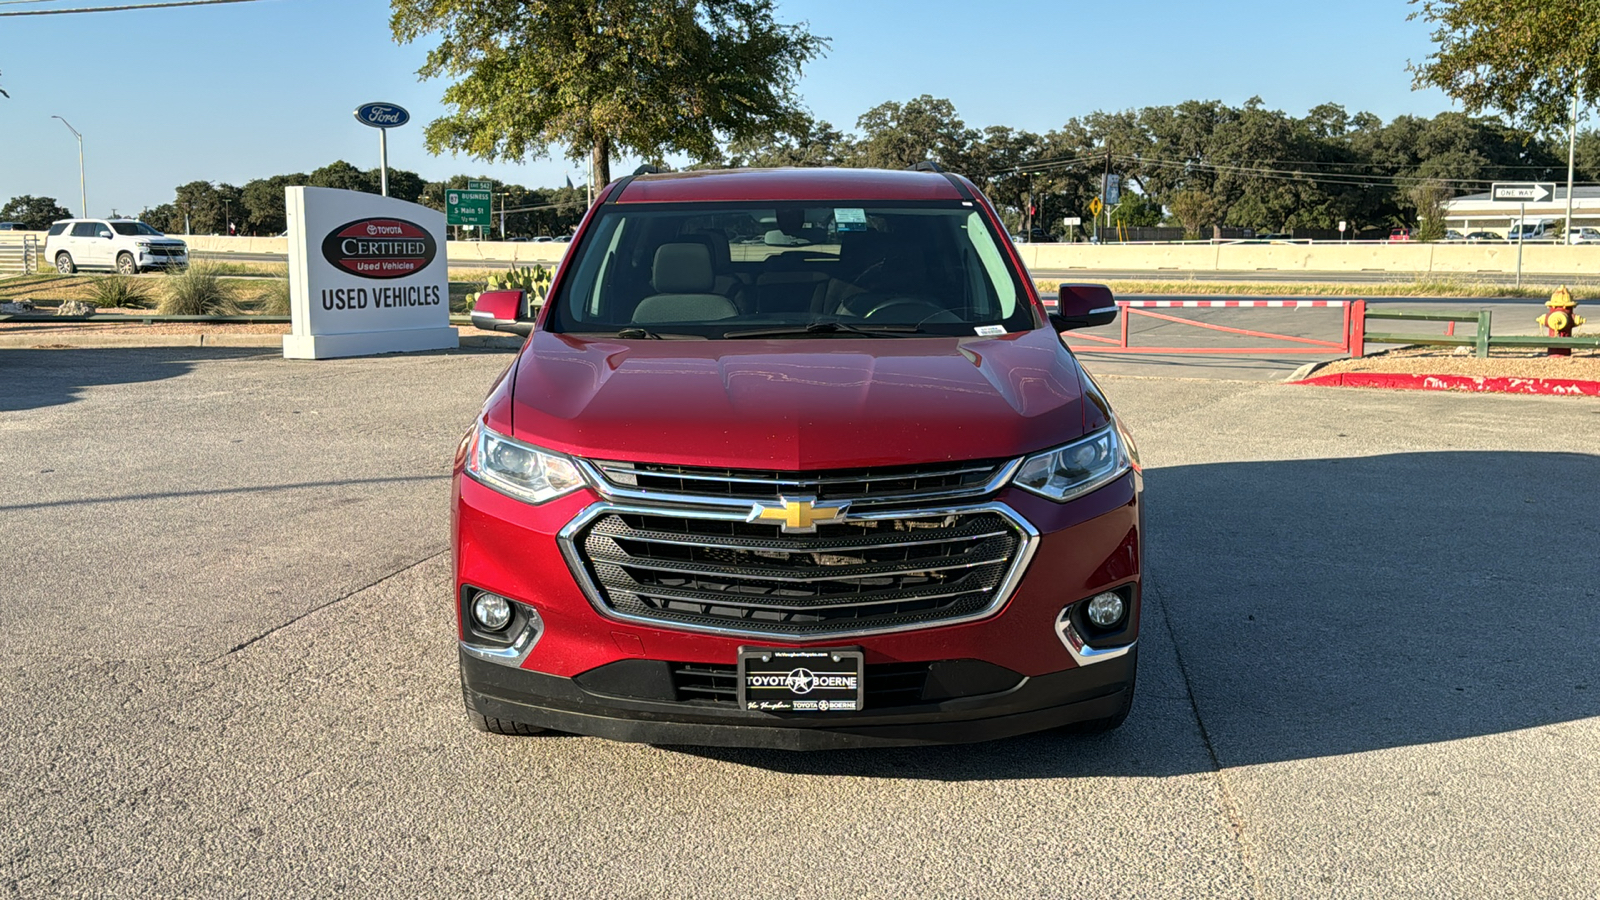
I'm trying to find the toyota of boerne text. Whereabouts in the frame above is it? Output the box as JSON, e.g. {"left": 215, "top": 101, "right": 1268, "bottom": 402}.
{"left": 456, "top": 165, "right": 1143, "bottom": 749}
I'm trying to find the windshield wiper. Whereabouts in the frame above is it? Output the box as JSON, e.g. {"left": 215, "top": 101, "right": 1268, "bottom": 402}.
{"left": 615, "top": 327, "right": 663, "bottom": 339}
{"left": 723, "top": 321, "right": 924, "bottom": 339}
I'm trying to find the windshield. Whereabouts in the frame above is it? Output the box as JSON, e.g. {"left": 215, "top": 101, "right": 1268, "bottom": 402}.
{"left": 546, "top": 201, "right": 1037, "bottom": 338}
{"left": 111, "top": 222, "right": 164, "bottom": 236}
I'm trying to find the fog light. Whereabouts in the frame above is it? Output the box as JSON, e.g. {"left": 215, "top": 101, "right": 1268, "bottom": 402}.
{"left": 1085, "top": 592, "right": 1125, "bottom": 628}
{"left": 471, "top": 592, "right": 513, "bottom": 632}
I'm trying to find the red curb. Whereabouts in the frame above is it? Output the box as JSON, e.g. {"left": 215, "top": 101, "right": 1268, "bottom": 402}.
{"left": 1294, "top": 371, "right": 1600, "bottom": 396}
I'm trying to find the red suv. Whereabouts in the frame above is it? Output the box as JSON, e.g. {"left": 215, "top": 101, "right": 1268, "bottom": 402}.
{"left": 457, "top": 167, "right": 1143, "bottom": 748}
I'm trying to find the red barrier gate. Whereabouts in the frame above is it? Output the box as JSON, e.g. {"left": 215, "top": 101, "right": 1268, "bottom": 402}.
{"left": 1059, "top": 298, "right": 1360, "bottom": 356}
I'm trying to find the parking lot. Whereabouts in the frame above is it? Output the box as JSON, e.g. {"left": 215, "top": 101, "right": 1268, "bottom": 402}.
{"left": 2, "top": 347, "right": 1598, "bottom": 898}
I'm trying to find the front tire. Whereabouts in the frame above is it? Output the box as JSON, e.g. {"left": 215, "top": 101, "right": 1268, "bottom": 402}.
{"left": 116, "top": 252, "right": 138, "bottom": 275}
{"left": 55, "top": 252, "right": 76, "bottom": 275}
{"left": 469, "top": 712, "right": 547, "bottom": 736}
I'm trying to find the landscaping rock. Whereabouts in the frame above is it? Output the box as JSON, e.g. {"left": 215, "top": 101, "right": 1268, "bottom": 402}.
{"left": 0, "top": 300, "right": 37, "bottom": 314}
{"left": 56, "top": 300, "right": 98, "bottom": 317}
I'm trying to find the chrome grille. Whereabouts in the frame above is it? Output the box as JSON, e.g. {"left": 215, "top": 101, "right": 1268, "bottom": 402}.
{"left": 590, "top": 459, "right": 1011, "bottom": 507}
{"left": 570, "top": 510, "right": 1025, "bottom": 637}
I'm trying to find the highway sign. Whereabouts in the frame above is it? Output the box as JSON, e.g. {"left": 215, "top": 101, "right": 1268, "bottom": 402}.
{"left": 1492, "top": 182, "right": 1556, "bottom": 203}
{"left": 467, "top": 180, "right": 492, "bottom": 192}
{"left": 1063, "top": 216, "right": 1082, "bottom": 226}
{"left": 1088, "top": 198, "right": 1104, "bottom": 217}
{"left": 446, "top": 190, "right": 492, "bottom": 226}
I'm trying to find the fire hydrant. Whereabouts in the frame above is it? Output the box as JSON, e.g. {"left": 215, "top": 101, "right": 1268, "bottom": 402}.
{"left": 1536, "top": 286, "right": 1585, "bottom": 356}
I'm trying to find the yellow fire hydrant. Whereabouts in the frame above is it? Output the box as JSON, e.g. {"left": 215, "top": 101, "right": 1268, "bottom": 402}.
{"left": 1537, "top": 286, "right": 1585, "bottom": 356}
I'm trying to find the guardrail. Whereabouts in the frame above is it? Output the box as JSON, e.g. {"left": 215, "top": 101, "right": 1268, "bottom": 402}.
{"left": 1354, "top": 302, "right": 1600, "bottom": 357}
{"left": 0, "top": 235, "right": 38, "bottom": 275}
{"left": 1053, "top": 297, "right": 1355, "bottom": 356}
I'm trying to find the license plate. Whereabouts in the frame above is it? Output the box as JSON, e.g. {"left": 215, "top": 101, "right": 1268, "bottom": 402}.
{"left": 738, "top": 647, "right": 864, "bottom": 713}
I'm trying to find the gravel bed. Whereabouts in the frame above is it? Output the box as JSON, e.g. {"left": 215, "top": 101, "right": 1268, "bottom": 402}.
{"left": 1317, "top": 345, "right": 1600, "bottom": 380}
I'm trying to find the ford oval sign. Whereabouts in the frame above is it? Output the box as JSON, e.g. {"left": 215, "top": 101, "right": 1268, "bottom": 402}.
{"left": 321, "top": 218, "right": 437, "bottom": 279}
{"left": 354, "top": 102, "right": 410, "bottom": 129}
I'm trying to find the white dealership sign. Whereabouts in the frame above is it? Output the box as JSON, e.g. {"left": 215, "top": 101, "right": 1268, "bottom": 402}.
{"left": 283, "top": 186, "right": 456, "bottom": 359}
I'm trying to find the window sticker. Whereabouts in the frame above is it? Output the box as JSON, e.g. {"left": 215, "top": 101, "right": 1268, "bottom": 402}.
{"left": 975, "top": 325, "right": 1007, "bottom": 337}
{"left": 834, "top": 208, "right": 868, "bottom": 232}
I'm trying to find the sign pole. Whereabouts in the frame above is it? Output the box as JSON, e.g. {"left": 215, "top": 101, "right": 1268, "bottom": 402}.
{"left": 379, "top": 127, "right": 390, "bottom": 198}
{"left": 1517, "top": 201, "right": 1525, "bottom": 288}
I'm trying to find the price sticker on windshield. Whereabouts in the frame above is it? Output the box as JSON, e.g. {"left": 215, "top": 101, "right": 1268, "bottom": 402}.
{"left": 834, "top": 208, "right": 868, "bottom": 232}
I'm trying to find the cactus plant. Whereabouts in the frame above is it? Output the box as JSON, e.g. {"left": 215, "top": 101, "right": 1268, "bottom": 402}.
{"left": 466, "top": 264, "right": 553, "bottom": 310}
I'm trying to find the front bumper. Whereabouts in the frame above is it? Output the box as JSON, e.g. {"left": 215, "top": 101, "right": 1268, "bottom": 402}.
{"left": 453, "top": 467, "right": 1142, "bottom": 747}
{"left": 461, "top": 647, "right": 1136, "bottom": 749}
{"left": 138, "top": 251, "right": 187, "bottom": 268}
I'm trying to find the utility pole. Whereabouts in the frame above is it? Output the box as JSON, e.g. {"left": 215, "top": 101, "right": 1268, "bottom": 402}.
{"left": 1566, "top": 92, "right": 1579, "bottom": 242}
{"left": 52, "top": 116, "right": 86, "bottom": 218}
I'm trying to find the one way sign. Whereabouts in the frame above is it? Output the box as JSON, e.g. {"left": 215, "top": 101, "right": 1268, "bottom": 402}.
{"left": 1491, "top": 182, "right": 1556, "bottom": 202}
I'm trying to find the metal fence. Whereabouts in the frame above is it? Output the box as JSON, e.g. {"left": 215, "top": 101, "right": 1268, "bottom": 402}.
{"left": 0, "top": 235, "right": 38, "bottom": 276}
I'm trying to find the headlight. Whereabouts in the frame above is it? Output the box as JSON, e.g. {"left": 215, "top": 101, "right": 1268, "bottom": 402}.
{"left": 465, "top": 423, "right": 586, "bottom": 505}
{"left": 135, "top": 240, "right": 151, "bottom": 248}
{"left": 1013, "top": 425, "right": 1130, "bottom": 502}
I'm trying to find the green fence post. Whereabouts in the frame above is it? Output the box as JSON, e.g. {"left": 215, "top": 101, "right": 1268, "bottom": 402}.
{"left": 1476, "top": 309, "right": 1491, "bottom": 358}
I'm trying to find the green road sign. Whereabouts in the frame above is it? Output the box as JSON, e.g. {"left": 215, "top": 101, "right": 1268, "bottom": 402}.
{"left": 467, "top": 180, "right": 492, "bottom": 192}
{"left": 447, "top": 189, "right": 492, "bottom": 226}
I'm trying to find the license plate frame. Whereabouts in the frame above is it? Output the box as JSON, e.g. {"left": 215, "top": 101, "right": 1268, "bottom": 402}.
{"left": 737, "top": 647, "right": 865, "bottom": 713}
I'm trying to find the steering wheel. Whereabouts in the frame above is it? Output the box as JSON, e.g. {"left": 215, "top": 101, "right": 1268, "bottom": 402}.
{"left": 863, "top": 298, "right": 952, "bottom": 322}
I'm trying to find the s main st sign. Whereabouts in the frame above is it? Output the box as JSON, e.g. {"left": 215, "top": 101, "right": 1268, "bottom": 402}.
{"left": 283, "top": 186, "right": 456, "bottom": 359}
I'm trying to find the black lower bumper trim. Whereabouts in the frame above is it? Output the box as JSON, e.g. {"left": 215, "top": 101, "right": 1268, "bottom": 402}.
{"left": 460, "top": 649, "right": 1136, "bottom": 750}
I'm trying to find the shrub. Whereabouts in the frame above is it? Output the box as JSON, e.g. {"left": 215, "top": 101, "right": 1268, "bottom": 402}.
{"left": 158, "top": 263, "right": 237, "bottom": 315}
{"left": 254, "top": 279, "right": 291, "bottom": 316}
{"left": 464, "top": 264, "right": 553, "bottom": 310}
{"left": 90, "top": 276, "right": 153, "bottom": 308}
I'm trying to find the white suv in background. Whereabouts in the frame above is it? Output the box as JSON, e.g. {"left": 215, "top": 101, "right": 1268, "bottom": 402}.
{"left": 43, "top": 219, "right": 188, "bottom": 274}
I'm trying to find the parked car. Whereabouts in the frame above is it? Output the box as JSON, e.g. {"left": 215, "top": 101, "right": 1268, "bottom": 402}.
{"left": 458, "top": 166, "right": 1142, "bottom": 748}
{"left": 1569, "top": 227, "right": 1600, "bottom": 245}
{"left": 1388, "top": 228, "right": 1413, "bottom": 242}
{"left": 0, "top": 222, "right": 29, "bottom": 231}
{"left": 1444, "top": 229, "right": 1465, "bottom": 241}
{"left": 43, "top": 218, "right": 187, "bottom": 274}
{"left": 1465, "top": 231, "right": 1503, "bottom": 242}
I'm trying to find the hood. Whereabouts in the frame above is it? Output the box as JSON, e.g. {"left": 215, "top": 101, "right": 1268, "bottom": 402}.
{"left": 506, "top": 327, "right": 1088, "bottom": 470}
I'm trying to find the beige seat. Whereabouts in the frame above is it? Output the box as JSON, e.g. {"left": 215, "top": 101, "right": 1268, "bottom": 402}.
{"left": 632, "top": 243, "right": 740, "bottom": 324}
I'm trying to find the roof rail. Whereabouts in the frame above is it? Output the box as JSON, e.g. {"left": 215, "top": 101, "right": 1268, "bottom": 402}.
{"left": 632, "top": 164, "right": 665, "bottom": 176}
{"left": 907, "top": 161, "right": 944, "bottom": 173}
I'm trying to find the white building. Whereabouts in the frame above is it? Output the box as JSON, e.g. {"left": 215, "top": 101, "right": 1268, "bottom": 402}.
{"left": 1443, "top": 187, "right": 1600, "bottom": 236}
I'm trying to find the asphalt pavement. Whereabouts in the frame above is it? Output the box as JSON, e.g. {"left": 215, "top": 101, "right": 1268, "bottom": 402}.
{"left": 2, "top": 347, "right": 1597, "bottom": 898}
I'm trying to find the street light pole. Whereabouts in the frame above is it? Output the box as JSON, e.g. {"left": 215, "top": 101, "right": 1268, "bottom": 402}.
{"left": 51, "top": 116, "right": 85, "bottom": 218}
{"left": 1565, "top": 92, "right": 1579, "bottom": 242}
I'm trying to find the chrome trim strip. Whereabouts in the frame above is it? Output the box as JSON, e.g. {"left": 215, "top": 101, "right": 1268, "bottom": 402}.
{"left": 597, "top": 528, "right": 1012, "bottom": 554}
{"left": 574, "top": 458, "right": 1023, "bottom": 511}
{"left": 1054, "top": 608, "right": 1135, "bottom": 666}
{"left": 460, "top": 604, "right": 544, "bottom": 667}
{"left": 557, "top": 500, "right": 1040, "bottom": 642}
{"left": 590, "top": 553, "right": 1011, "bottom": 583}
{"left": 628, "top": 585, "right": 991, "bottom": 612}
{"left": 594, "top": 463, "right": 999, "bottom": 487}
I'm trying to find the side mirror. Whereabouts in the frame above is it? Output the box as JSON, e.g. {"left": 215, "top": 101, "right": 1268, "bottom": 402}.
{"left": 1046, "top": 283, "right": 1118, "bottom": 331}
{"left": 470, "top": 289, "right": 533, "bottom": 336}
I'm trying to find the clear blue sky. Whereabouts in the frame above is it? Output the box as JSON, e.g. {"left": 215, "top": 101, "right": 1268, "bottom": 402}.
{"left": 0, "top": 0, "right": 1456, "bottom": 218}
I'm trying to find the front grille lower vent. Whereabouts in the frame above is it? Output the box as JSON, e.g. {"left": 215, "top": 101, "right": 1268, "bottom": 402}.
{"left": 574, "top": 511, "right": 1023, "bottom": 637}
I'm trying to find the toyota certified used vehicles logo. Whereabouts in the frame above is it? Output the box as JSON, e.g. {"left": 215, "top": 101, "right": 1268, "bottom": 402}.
{"left": 321, "top": 218, "right": 437, "bottom": 280}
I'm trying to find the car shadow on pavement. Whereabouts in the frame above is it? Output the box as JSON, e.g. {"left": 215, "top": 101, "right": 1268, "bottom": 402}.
{"left": 677, "top": 450, "right": 1600, "bottom": 780}
{"left": 0, "top": 347, "right": 276, "bottom": 413}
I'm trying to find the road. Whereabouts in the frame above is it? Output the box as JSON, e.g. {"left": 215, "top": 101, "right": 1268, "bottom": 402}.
{"left": 3, "top": 347, "right": 1596, "bottom": 898}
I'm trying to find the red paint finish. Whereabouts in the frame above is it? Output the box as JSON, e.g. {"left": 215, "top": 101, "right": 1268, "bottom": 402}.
{"left": 615, "top": 167, "right": 965, "bottom": 204}
{"left": 509, "top": 327, "right": 1086, "bottom": 469}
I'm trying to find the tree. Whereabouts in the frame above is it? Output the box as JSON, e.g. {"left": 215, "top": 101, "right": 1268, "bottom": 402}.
{"left": 1167, "top": 190, "right": 1223, "bottom": 240}
{"left": 390, "top": 0, "right": 827, "bottom": 187}
{"left": 1, "top": 195, "right": 73, "bottom": 230}
{"left": 307, "top": 160, "right": 374, "bottom": 193}
{"left": 1408, "top": 179, "right": 1452, "bottom": 240}
{"left": 854, "top": 95, "right": 977, "bottom": 172}
{"left": 1410, "top": 0, "right": 1600, "bottom": 130}
{"left": 241, "top": 174, "right": 306, "bottom": 235}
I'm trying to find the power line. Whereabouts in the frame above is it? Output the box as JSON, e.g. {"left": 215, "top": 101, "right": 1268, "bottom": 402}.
{"left": 0, "top": 0, "right": 264, "bottom": 16}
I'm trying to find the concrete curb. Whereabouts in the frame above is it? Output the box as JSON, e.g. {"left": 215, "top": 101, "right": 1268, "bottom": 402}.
{"left": 0, "top": 332, "right": 524, "bottom": 351}
{"left": 1293, "top": 371, "right": 1600, "bottom": 396}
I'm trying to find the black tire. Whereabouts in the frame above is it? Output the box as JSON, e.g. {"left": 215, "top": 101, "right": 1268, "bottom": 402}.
{"left": 116, "top": 252, "right": 138, "bottom": 275}
{"left": 469, "top": 712, "right": 546, "bottom": 736}
{"left": 1060, "top": 648, "right": 1137, "bottom": 734}
{"left": 55, "top": 252, "right": 76, "bottom": 275}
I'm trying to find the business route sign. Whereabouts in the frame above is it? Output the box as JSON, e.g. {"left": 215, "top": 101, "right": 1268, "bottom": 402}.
{"left": 447, "top": 189, "right": 492, "bottom": 227}
{"left": 1491, "top": 182, "right": 1555, "bottom": 203}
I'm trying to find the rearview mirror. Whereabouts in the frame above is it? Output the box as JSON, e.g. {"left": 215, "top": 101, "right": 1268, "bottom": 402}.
{"left": 469, "top": 289, "right": 533, "bottom": 336}
{"left": 1047, "top": 283, "right": 1118, "bottom": 331}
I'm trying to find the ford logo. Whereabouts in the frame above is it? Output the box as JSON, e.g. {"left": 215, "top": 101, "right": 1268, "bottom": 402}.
{"left": 321, "top": 217, "right": 437, "bottom": 279}
{"left": 353, "top": 102, "right": 410, "bottom": 129}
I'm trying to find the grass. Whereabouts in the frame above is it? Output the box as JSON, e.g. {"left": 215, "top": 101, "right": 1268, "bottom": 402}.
{"left": 199, "top": 261, "right": 289, "bottom": 278}
{"left": 89, "top": 275, "right": 154, "bottom": 309}
{"left": 245, "top": 279, "right": 291, "bottom": 316}
{"left": 158, "top": 264, "right": 238, "bottom": 315}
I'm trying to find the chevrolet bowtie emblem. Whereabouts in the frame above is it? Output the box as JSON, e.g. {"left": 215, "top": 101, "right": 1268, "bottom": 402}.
{"left": 749, "top": 497, "right": 850, "bottom": 533}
